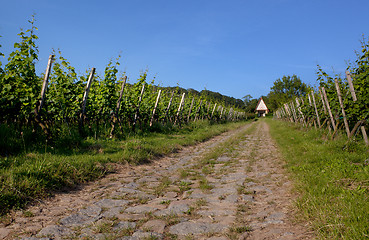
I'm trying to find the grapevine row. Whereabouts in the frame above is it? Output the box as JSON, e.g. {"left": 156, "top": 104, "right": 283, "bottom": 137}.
{"left": 273, "top": 37, "right": 369, "bottom": 144}
{"left": 0, "top": 19, "right": 247, "bottom": 146}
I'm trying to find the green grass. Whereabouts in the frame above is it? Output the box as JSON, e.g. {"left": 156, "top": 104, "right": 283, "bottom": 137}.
{"left": 0, "top": 120, "right": 249, "bottom": 215}
{"left": 267, "top": 119, "right": 369, "bottom": 239}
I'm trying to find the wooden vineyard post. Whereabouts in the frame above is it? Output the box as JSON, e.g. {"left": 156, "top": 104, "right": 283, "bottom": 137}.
{"left": 116, "top": 76, "right": 127, "bottom": 115}
{"left": 345, "top": 71, "right": 357, "bottom": 101}
{"left": 133, "top": 83, "right": 145, "bottom": 129}
{"left": 321, "top": 87, "right": 336, "bottom": 132}
{"left": 361, "top": 126, "right": 369, "bottom": 145}
{"left": 194, "top": 99, "right": 203, "bottom": 121}
{"left": 318, "top": 87, "right": 327, "bottom": 114}
{"left": 150, "top": 90, "right": 162, "bottom": 127}
{"left": 296, "top": 98, "right": 306, "bottom": 126}
{"left": 187, "top": 97, "right": 195, "bottom": 122}
{"left": 207, "top": 102, "right": 211, "bottom": 119}
{"left": 334, "top": 79, "right": 350, "bottom": 138}
{"left": 35, "top": 54, "right": 54, "bottom": 136}
{"left": 290, "top": 102, "right": 298, "bottom": 123}
{"left": 287, "top": 103, "right": 294, "bottom": 122}
{"left": 311, "top": 91, "right": 321, "bottom": 128}
{"left": 110, "top": 76, "right": 127, "bottom": 138}
{"left": 175, "top": 93, "right": 185, "bottom": 124}
{"left": 284, "top": 104, "right": 292, "bottom": 122}
{"left": 80, "top": 67, "right": 96, "bottom": 133}
{"left": 164, "top": 90, "right": 174, "bottom": 122}
{"left": 345, "top": 71, "right": 368, "bottom": 144}
{"left": 37, "top": 54, "right": 54, "bottom": 114}
{"left": 211, "top": 103, "right": 217, "bottom": 119}
{"left": 319, "top": 86, "right": 332, "bottom": 133}
{"left": 228, "top": 108, "right": 233, "bottom": 121}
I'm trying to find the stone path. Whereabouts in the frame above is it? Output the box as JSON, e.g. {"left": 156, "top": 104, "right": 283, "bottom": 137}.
{"left": 1, "top": 121, "right": 313, "bottom": 239}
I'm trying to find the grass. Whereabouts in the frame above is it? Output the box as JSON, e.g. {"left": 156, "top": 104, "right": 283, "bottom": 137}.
{"left": 199, "top": 177, "right": 213, "bottom": 192}
{"left": 178, "top": 180, "right": 192, "bottom": 194}
{"left": 0, "top": 120, "right": 250, "bottom": 215}
{"left": 153, "top": 176, "right": 172, "bottom": 197}
{"left": 267, "top": 118, "right": 369, "bottom": 239}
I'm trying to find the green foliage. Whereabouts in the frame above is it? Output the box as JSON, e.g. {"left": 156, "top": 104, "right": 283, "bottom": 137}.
{"left": 275, "top": 36, "right": 369, "bottom": 134}
{"left": 0, "top": 17, "right": 246, "bottom": 148}
{"left": 46, "top": 51, "right": 84, "bottom": 124}
{"left": 267, "top": 75, "right": 309, "bottom": 111}
{"left": 242, "top": 94, "right": 258, "bottom": 113}
{"left": 349, "top": 36, "right": 369, "bottom": 122}
{"left": 0, "top": 16, "right": 40, "bottom": 123}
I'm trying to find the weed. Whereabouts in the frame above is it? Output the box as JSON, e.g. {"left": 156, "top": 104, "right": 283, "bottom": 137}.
{"left": 218, "top": 194, "right": 226, "bottom": 200}
{"left": 160, "top": 200, "right": 171, "bottom": 205}
{"left": 22, "top": 210, "right": 34, "bottom": 218}
{"left": 195, "top": 198, "right": 208, "bottom": 208}
{"left": 237, "top": 204, "right": 249, "bottom": 213}
{"left": 229, "top": 225, "right": 252, "bottom": 233}
{"left": 199, "top": 178, "right": 213, "bottom": 192}
{"left": 154, "top": 176, "right": 172, "bottom": 197}
{"left": 178, "top": 181, "right": 192, "bottom": 193}
{"left": 163, "top": 233, "right": 178, "bottom": 239}
{"left": 93, "top": 221, "right": 114, "bottom": 234}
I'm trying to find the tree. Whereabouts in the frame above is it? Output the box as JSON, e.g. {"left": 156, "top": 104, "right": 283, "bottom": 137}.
{"left": 267, "top": 75, "right": 309, "bottom": 110}
{"left": 242, "top": 94, "right": 258, "bottom": 113}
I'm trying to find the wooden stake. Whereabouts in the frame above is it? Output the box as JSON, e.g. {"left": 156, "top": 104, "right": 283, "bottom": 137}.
{"left": 349, "top": 120, "right": 366, "bottom": 139}
{"left": 284, "top": 103, "right": 292, "bottom": 122}
{"left": 175, "top": 93, "right": 185, "bottom": 124}
{"left": 361, "top": 126, "right": 369, "bottom": 145}
{"left": 164, "top": 90, "right": 174, "bottom": 122}
{"left": 321, "top": 87, "right": 336, "bottom": 131}
{"left": 37, "top": 54, "right": 54, "bottom": 113}
{"left": 308, "top": 94, "right": 312, "bottom": 106}
{"left": 150, "top": 89, "right": 162, "bottom": 127}
{"left": 211, "top": 103, "right": 217, "bottom": 119}
{"left": 80, "top": 68, "right": 96, "bottom": 127}
{"left": 345, "top": 71, "right": 357, "bottom": 101}
{"left": 319, "top": 87, "right": 327, "bottom": 114}
{"left": 334, "top": 79, "right": 350, "bottom": 138}
{"left": 187, "top": 97, "right": 195, "bottom": 122}
{"left": 331, "top": 121, "right": 341, "bottom": 140}
{"left": 115, "top": 76, "right": 127, "bottom": 115}
{"left": 194, "top": 99, "right": 203, "bottom": 121}
{"left": 110, "top": 76, "right": 127, "bottom": 138}
{"left": 290, "top": 102, "right": 298, "bottom": 123}
{"left": 228, "top": 108, "right": 233, "bottom": 120}
{"left": 311, "top": 91, "right": 321, "bottom": 128}
{"left": 133, "top": 83, "right": 145, "bottom": 128}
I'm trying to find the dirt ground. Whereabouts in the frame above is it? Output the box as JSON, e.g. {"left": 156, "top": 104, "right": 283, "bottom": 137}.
{"left": 0, "top": 121, "right": 313, "bottom": 239}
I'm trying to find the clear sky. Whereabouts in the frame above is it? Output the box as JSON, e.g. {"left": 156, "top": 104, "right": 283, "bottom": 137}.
{"left": 0, "top": 0, "right": 368, "bottom": 100}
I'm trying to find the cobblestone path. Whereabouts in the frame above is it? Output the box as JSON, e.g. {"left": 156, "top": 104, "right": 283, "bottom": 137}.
{"left": 2, "top": 121, "right": 312, "bottom": 239}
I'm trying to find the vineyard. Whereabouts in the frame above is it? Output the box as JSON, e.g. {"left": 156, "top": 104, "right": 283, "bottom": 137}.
{"left": 0, "top": 19, "right": 247, "bottom": 155}
{"left": 273, "top": 36, "right": 369, "bottom": 145}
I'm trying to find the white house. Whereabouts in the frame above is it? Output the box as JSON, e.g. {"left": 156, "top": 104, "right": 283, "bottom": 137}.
{"left": 255, "top": 97, "right": 269, "bottom": 117}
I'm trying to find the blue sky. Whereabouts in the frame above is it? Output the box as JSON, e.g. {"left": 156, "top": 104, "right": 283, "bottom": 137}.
{"left": 0, "top": 0, "right": 368, "bottom": 100}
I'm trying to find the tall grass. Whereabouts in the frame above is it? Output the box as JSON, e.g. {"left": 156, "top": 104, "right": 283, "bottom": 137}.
{"left": 0, "top": 120, "right": 248, "bottom": 215}
{"left": 267, "top": 119, "right": 369, "bottom": 239}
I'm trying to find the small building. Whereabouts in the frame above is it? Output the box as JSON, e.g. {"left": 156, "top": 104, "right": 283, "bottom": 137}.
{"left": 255, "top": 97, "right": 269, "bottom": 117}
